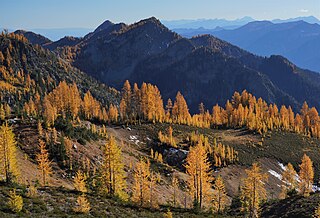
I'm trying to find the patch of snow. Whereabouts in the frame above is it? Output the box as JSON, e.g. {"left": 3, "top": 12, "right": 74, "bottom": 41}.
{"left": 135, "top": 140, "right": 140, "bottom": 145}
{"left": 313, "top": 185, "right": 320, "bottom": 192}
{"left": 147, "top": 137, "right": 151, "bottom": 141}
{"left": 129, "top": 135, "right": 137, "bottom": 140}
{"left": 268, "top": 169, "right": 282, "bottom": 180}
{"left": 278, "top": 162, "right": 286, "bottom": 171}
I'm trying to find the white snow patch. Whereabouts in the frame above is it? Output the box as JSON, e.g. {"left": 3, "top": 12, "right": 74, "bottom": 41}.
{"left": 268, "top": 170, "right": 282, "bottom": 180}
{"left": 129, "top": 135, "right": 137, "bottom": 140}
{"left": 278, "top": 162, "right": 286, "bottom": 171}
{"left": 313, "top": 185, "right": 320, "bottom": 192}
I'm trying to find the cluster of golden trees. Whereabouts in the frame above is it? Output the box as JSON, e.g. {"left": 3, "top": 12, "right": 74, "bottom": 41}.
{"left": 211, "top": 91, "right": 320, "bottom": 137}
{"left": 158, "top": 126, "right": 176, "bottom": 147}
{"left": 118, "top": 81, "right": 320, "bottom": 139}
{"left": 187, "top": 132, "right": 238, "bottom": 168}
{"left": 22, "top": 81, "right": 119, "bottom": 126}
{"left": 20, "top": 80, "right": 320, "bottom": 143}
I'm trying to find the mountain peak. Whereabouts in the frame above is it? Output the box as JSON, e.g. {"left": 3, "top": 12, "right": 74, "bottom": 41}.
{"left": 94, "top": 20, "right": 114, "bottom": 32}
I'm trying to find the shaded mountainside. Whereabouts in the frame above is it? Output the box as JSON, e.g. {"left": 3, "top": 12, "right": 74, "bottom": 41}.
{"left": 14, "top": 30, "right": 52, "bottom": 46}
{"left": 15, "top": 17, "right": 320, "bottom": 113}
{"left": 0, "top": 32, "right": 119, "bottom": 106}
{"left": 261, "top": 192, "right": 320, "bottom": 218}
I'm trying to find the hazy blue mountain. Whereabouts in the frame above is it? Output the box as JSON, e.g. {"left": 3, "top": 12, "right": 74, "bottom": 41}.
{"left": 272, "top": 16, "right": 320, "bottom": 24}
{"left": 162, "top": 16, "right": 255, "bottom": 29}
{"left": 173, "top": 20, "right": 320, "bottom": 72}
{"left": 163, "top": 16, "right": 320, "bottom": 30}
{"left": 212, "top": 21, "right": 320, "bottom": 72}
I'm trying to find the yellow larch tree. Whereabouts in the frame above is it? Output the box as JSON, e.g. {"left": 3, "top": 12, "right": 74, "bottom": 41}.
{"left": 132, "top": 158, "right": 151, "bottom": 207}
{"left": 212, "top": 175, "right": 228, "bottom": 214}
{"left": 172, "top": 91, "right": 191, "bottom": 124}
{"left": 281, "top": 162, "right": 297, "bottom": 196}
{"left": 185, "top": 139, "right": 213, "bottom": 210}
{"left": 0, "top": 122, "right": 19, "bottom": 183}
{"left": 299, "top": 154, "right": 314, "bottom": 197}
{"left": 101, "top": 135, "right": 127, "bottom": 200}
{"left": 74, "top": 170, "right": 87, "bottom": 193}
{"left": 240, "top": 163, "right": 268, "bottom": 218}
{"left": 172, "top": 174, "right": 179, "bottom": 207}
{"left": 36, "top": 139, "right": 52, "bottom": 186}
{"left": 74, "top": 194, "right": 90, "bottom": 214}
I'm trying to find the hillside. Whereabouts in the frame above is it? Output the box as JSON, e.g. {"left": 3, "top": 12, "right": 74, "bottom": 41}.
{"left": 0, "top": 31, "right": 118, "bottom": 107}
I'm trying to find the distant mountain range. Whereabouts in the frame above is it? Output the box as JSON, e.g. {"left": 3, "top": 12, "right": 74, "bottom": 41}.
{"left": 163, "top": 16, "right": 320, "bottom": 29}
{"left": 174, "top": 20, "right": 320, "bottom": 72}
{"left": 14, "top": 17, "right": 320, "bottom": 113}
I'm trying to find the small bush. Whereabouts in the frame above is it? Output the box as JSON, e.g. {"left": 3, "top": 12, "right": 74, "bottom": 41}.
{"left": 7, "top": 189, "right": 23, "bottom": 213}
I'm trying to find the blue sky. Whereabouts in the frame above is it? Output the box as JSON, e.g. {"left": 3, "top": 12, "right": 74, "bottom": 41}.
{"left": 1, "top": 0, "right": 319, "bottom": 29}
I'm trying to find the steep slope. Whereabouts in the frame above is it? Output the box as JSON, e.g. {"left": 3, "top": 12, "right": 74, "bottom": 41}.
{"left": 0, "top": 32, "right": 118, "bottom": 106}
{"left": 72, "top": 17, "right": 180, "bottom": 87}
{"left": 190, "top": 35, "right": 320, "bottom": 109}
{"left": 132, "top": 44, "right": 296, "bottom": 111}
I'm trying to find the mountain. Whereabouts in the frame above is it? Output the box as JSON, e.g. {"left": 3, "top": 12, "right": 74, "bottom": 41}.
{"left": 174, "top": 20, "right": 320, "bottom": 72}
{"left": 212, "top": 20, "right": 320, "bottom": 72}
{"left": 163, "top": 16, "right": 320, "bottom": 30}
{"left": 14, "top": 30, "right": 52, "bottom": 46}
{"left": 162, "top": 16, "right": 255, "bottom": 29}
{"left": 272, "top": 16, "right": 320, "bottom": 24}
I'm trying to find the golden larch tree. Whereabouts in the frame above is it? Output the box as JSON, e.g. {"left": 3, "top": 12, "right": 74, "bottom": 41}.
{"left": 36, "top": 139, "right": 52, "bottom": 186}
{"left": 74, "top": 170, "right": 87, "bottom": 193}
{"left": 212, "top": 175, "right": 228, "bottom": 214}
{"left": 172, "top": 174, "right": 179, "bottom": 207}
{"left": 240, "top": 163, "right": 268, "bottom": 218}
{"left": 281, "top": 162, "right": 297, "bottom": 196}
{"left": 101, "top": 135, "right": 127, "bottom": 200}
{"left": 0, "top": 122, "right": 19, "bottom": 183}
{"left": 185, "top": 139, "right": 213, "bottom": 209}
{"left": 299, "top": 154, "right": 314, "bottom": 196}
{"left": 132, "top": 158, "right": 151, "bottom": 207}
{"left": 74, "top": 194, "right": 90, "bottom": 214}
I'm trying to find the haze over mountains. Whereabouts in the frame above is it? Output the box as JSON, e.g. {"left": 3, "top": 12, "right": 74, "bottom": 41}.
{"left": 163, "top": 16, "right": 320, "bottom": 29}
{"left": 13, "top": 17, "right": 320, "bottom": 113}
{"left": 173, "top": 20, "right": 320, "bottom": 72}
